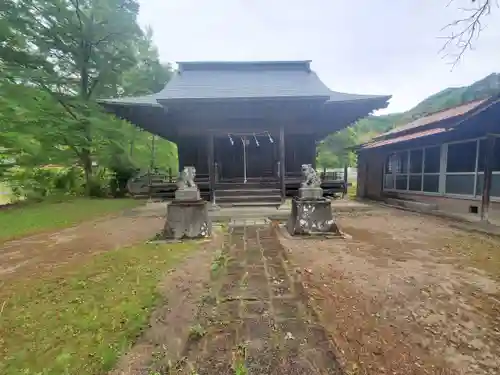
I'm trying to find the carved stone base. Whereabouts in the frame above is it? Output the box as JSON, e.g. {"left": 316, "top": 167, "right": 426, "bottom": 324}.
{"left": 286, "top": 197, "right": 339, "bottom": 236}
{"left": 299, "top": 187, "right": 323, "bottom": 200}
{"left": 175, "top": 187, "right": 200, "bottom": 201}
{"left": 163, "top": 199, "right": 211, "bottom": 240}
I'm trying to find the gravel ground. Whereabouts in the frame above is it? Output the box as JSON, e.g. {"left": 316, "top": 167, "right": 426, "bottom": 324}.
{"left": 279, "top": 206, "right": 500, "bottom": 375}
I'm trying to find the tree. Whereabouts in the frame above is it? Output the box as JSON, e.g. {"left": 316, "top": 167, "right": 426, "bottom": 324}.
{"left": 118, "top": 29, "right": 175, "bottom": 169}
{"left": 442, "top": 0, "right": 497, "bottom": 65}
{"left": 316, "top": 127, "right": 358, "bottom": 169}
{"left": 120, "top": 27, "right": 172, "bottom": 97}
{"left": 1, "top": 0, "right": 144, "bottom": 194}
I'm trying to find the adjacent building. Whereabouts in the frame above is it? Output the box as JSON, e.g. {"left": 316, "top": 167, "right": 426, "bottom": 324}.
{"left": 356, "top": 96, "right": 500, "bottom": 220}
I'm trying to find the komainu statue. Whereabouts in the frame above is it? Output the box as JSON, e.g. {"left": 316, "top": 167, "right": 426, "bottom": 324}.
{"left": 177, "top": 166, "right": 197, "bottom": 190}
{"left": 300, "top": 164, "right": 321, "bottom": 188}
{"left": 165, "top": 165, "right": 210, "bottom": 239}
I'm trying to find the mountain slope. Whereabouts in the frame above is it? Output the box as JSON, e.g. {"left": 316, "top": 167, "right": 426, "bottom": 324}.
{"left": 359, "top": 72, "right": 500, "bottom": 138}
{"left": 317, "top": 73, "right": 500, "bottom": 168}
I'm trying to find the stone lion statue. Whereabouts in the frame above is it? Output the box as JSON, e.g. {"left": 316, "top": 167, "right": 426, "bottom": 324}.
{"left": 300, "top": 164, "right": 321, "bottom": 188}
{"left": 177, "top": 166, "right": 197, "bottom": 189}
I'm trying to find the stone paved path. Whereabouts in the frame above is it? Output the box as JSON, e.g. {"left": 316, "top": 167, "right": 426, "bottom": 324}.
{"left": 178, "top": 221, "right": 343, "bottom": 375}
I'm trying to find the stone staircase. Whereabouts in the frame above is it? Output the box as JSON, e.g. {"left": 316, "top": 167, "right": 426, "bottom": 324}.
{"left": 214, "top": 182, "right": 282, "bottom": 207}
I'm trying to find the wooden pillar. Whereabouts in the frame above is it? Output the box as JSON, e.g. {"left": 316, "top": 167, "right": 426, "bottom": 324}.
{"left": 481, "top": 135, "right": 496, "bottom": 222}
{"left": 279, "top": 125, "right": 286, "bottom": 198}
{"left": 343, "top": 164, "right": 349, "bottom": 196}
{"left": 311, "top": 136, "right": 317, "bottom": 170}
{"left": 208, "top": 133, "right": 215, "bottom": 203}
{"left": 176, "top": 137, "right": 185, "bottom": 174}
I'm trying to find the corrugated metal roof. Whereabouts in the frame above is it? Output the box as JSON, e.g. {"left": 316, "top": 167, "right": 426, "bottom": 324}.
{"left": 361, "top": 128, "right": 448, "bottom": 149}
{"left": 375, "top": 98, "right": 488, "bottom": 139}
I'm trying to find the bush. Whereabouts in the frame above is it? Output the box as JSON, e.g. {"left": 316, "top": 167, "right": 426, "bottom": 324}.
{"left": 6, "top": 166, "right": 87, "bottom": 201}
{"left": 107, "top": 153, "right": 137, "bottom": 198}
{"left": 3, "top": 159, "right": 137, "bottom": 201}
{"left": 53, "top": 167, "right": 85, "bottom": 195}
{"left": 86, "top": 168, "right": 111, "bottom": 198}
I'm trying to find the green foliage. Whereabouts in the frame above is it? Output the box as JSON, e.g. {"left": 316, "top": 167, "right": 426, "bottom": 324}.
{"left": 0, "top": 0, "right": 177, "bottom": 200}
{"left": 188, "top": 324, "right": 207, "bottom": 341}
{"left": 211, "top": 249, "right": 228, "bottom": 277}
{"left": 316, "top": 127, "right": 358, "bottom": 168}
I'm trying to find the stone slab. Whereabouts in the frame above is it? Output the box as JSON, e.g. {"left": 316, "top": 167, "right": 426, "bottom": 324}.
{"left": 299, "top": 187, "right": 323, "bottom": 200}
{"left": 175, "top": 187, "right": 200, "bottom": 201}
{"left": 163, "top": 199, "right": 211, "bottom": 240}
{"left": 286, "top": 197, "right": 339, "bottom": 235}
{"left": 385, "top": 198, "right": 437, "bottom": 212}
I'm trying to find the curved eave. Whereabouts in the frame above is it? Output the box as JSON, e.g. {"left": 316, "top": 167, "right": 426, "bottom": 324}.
{"left": 316, "top": 94, "right": 391, "bottom": 137}
{"left": 98, "top": 99, "right": 177, "bottom": 140}
{"left": 96, "top": 94, "right": 163, "bottom": 108}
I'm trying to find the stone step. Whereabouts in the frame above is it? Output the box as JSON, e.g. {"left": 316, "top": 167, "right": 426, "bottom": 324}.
{"left": 217, "top": 201, "right": 282, "bottom": 208}
{"left": 215, "top": 181, "right": 279, "bottom": 189}
{"left": 215, "top": 188, "right": 280, "bottom": 197}
{"left": 216, "top": 194, "right": 281, "bottom": 202}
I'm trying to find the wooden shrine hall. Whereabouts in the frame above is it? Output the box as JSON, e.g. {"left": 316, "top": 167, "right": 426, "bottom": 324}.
{"left": 99, "top": 60, "right": 390, "bottom": 205}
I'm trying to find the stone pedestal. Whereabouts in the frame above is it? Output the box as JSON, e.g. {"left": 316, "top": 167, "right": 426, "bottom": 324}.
{"left": 174, "top": 187, "right": 200, "bottom": 201}
{"left": 286, "top": 197, "right": 339, "bottom": 236}
{"left": 298, "top": 187, "right": 323, "bottom": 200}
{"left": 163, "top": 199, "right": 211, "bottom": 240}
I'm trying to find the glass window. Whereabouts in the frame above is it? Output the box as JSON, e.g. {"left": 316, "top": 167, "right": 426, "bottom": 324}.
{"left": 384, "top": 174, "right": 394, "bottom": 189}
{"left": 385, "top": 152, "right": 408, "bottom": 174}
{"left": 423, "top": 174, "right": 439, "bottom": 193}
{"left": 410, "top": 149, "right": 423, "bottom": 173}
{"left": 395, "top": 175, "right": 408, "bottom": 190}
{"left": 424, "top": 146, "right": 441, "bottom": 173}
{"left": 385, "top": 153, "right": 395, "bottom": 174}
{"left": 409, "top": 175, "right": 422, "bottom": 191}
{"left": 446, "top": 141, "right": 477, "bottom": 173}
{"left": 476, "top": 174, "right": 500, "bottom": 197}
{"left": 445, "top": 174, "right": 475, "bottom": 195}
{"left": 478, "top": 139, "right": 500, "bottom": 172}
{"left": 385, "top": 154, "right": 399, "bottom": 173}
{"left": 397, "top": 151, "right": 408, "bottom": 173}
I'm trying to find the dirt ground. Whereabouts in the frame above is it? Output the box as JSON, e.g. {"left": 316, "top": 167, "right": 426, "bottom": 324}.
{"left": 279, "top": 206, "right": 500, "bottom": 375}
{"left": 3, "top": 202, "right": 500, "bottom": 375}
{"left": 109, "top": 233, "right": 221, "bottom": 375}
{"left": 0, "top": 208, "right": 164, "bottom": 283}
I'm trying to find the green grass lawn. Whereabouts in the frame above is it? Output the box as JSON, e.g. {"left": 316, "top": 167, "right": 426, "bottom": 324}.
{"left": 0, "top": 241, "right": 194, "bottom": 375}
{"left": 0, "top": 198, "right": 142, "bottom": 241}
{"left": 0, "top": 182, "right": 12, "bottom": 205}
{"left": 347, "top": 182, "right": 357, "bottom": 200}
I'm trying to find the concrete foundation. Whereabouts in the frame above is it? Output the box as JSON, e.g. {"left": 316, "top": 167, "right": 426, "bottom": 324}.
{"left": 298, "top": 187, "right": 323, "bottom": 200}
{"left": 286, "top": 197, "right": 339, "bottom": 235}
{"left": 163, "top": 199, "right": 211, "bottom": 240}
{"left": 174, "top": 188, "right": 200, "bottom": 201}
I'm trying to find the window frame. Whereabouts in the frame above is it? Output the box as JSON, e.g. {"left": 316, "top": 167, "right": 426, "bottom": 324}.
{"left": 381, "top": 136, "right": 500, "bottom": 201}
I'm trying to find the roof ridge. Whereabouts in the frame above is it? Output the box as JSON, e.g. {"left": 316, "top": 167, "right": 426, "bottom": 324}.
{"left": 375, "top": 96, "right": 493, "bottom": 140}
{"left": 408, "top": 97, "right": 488, "bottom": 119}
{"left": 177, "top": 60, "right": 312, "bottom": 72}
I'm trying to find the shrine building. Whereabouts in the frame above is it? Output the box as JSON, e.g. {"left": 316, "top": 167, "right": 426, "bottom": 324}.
{"left": 99, "top": 60, "right": 390, "bottom": 205}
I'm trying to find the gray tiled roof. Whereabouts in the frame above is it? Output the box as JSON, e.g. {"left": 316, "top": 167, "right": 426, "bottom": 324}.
{"left": 156, "top": 62, "right": 332, "bottom": 100}
{"left": 99, "top": 61, "right": 390, "bottom": 105}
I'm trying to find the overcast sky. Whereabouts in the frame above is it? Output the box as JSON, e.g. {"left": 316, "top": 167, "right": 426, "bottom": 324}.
{"left": 137, "top": 0, "right": 500, "bottom": 114}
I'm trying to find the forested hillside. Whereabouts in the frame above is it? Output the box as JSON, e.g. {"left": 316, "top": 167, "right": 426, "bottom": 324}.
{"left": 317, "top": 73, "right": 500, "bottom": 168}
{"left": 0, "top": 0, "right": 178, "bottom": 201}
